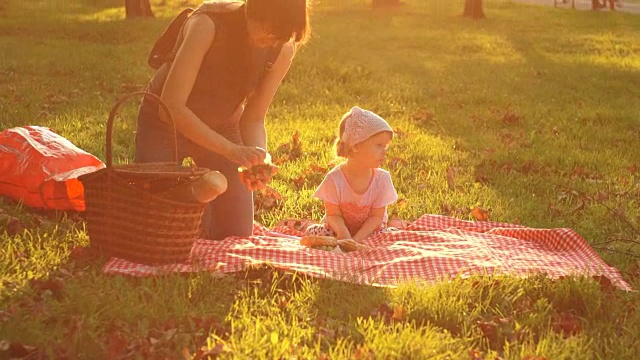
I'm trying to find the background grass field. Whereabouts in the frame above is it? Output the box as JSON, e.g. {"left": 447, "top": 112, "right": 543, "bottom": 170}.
{"left": 1, "top": 0, "right": 639, "bottom": 358}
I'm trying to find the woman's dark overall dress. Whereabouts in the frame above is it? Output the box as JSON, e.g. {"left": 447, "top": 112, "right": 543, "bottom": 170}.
{"left": 135, "top": 4, "right": 281, "bottom": 239}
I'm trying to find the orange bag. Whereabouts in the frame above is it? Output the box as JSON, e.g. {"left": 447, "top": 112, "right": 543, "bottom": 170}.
{"left": 0, "top": 126, "right": 105, "bottom": 211}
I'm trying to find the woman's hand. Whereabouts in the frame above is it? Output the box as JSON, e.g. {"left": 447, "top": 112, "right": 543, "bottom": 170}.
{"left": 226, "top": 144, "right": 267, "bottom": 168}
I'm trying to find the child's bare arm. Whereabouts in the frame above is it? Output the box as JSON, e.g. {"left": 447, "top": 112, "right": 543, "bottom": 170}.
{"left": 324, "top": 201, "right": 352, "bottom": 239}
{"left": 352, "top": 207, "right": 385, "bottom": 242}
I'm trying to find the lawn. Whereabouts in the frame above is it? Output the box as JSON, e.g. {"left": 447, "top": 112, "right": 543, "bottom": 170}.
{"left": 1, "top": 0, "right": 639, "bottom": 358}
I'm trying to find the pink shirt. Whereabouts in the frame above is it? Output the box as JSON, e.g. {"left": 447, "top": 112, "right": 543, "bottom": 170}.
{"left": 313, "top": 166, "right": 398, "bottom": 235}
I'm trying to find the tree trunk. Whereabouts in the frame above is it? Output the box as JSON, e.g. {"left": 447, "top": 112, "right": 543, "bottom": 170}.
{"left": 125, "top": 0, "right": 154, "bottom": 18}
{"left": 463, "top": 0, "right": 485, "bottom": 19}
{"left": 372, "top": 0, "right": 401, "bottom": 9}
{"left": 591, "top": 0, "right": 615, "bottom": 10}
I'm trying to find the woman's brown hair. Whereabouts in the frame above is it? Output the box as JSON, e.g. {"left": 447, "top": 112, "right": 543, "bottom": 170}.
{"left": 245, "top": 0, "right": 311, "bottom": 44}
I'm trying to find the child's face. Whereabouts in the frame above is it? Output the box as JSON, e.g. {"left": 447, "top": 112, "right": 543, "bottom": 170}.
{"left": 351, "top": 131, "right": 392, "bottom": 168}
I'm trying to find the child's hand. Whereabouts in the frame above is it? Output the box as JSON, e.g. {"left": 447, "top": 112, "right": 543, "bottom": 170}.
{"left": 238, "top": 154, "right": 278, "bottom": 191}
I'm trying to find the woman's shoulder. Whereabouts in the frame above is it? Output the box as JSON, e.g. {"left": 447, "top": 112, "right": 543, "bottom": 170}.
{"left": 189, "top": 1, "right": 243, "bottom": 26}
{"left": 197, "top": 1, "right": 244, "bottom": 14}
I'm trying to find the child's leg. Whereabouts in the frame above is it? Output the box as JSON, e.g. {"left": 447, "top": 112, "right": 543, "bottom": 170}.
{"left": 304, "top": 223, "right": 336, "bottom": 237}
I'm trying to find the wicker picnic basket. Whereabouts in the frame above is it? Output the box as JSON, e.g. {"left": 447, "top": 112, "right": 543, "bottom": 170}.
{"left": 79, "top": 91, "right": 209, "bottom": 265}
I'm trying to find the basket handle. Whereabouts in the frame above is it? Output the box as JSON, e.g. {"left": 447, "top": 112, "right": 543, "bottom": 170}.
{"left": 105, "top": 91, "right": 178, "bottom": 168}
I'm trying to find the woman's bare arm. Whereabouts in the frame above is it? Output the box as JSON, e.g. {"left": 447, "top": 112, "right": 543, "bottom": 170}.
{"left": 161, "top": 15, "right": 265, "bottom": 167}
{"left": 239, "top": 41, "right": 295, "bottom": 150}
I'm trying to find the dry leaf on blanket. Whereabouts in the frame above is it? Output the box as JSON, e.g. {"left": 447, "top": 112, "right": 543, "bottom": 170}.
{"left": 471, "top": 206, "right": 489, "bottom": 221}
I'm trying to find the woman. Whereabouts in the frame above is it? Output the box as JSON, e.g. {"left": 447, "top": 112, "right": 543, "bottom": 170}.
{"left": 135, "top": 0, "right": 311, "bottom": 239}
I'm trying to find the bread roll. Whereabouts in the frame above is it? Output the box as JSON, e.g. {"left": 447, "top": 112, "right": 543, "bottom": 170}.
{"left": 300, "top": 235, "right": 338, "bottom": 248}
{"left": 337, "top": 239, "right": 368, "bottom": 252}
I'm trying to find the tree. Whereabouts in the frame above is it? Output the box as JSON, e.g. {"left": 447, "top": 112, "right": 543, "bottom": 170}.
{"left": 592, "top": 0, "right": 615, "bottom": 10}
{"left": 463, "top": 0, "right": 484, "bottom": 19}
{"left": 125, "top": 0, "right": 154, "bottom": 18}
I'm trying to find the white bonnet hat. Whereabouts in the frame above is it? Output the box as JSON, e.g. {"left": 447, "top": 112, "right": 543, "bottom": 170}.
{"left": 341, "top": 106, "right": 393, "bottom": 147}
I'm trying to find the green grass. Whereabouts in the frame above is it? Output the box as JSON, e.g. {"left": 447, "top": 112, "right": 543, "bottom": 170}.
{"left": 1, "top": 0, "right": 640, "bottom": 358}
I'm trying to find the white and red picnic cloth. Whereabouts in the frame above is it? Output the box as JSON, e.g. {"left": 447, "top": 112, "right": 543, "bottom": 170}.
{"left": 102, "top": 214, "right": 632, "bottom": 290}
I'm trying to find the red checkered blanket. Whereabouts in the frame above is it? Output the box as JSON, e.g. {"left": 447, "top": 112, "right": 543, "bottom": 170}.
{"left": 102, "top": 214, "right": 631, "bottom": 290}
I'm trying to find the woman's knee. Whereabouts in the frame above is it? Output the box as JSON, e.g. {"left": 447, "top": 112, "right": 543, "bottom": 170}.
{"left": 197, "top": 154, "right": 254, "bottom": 239}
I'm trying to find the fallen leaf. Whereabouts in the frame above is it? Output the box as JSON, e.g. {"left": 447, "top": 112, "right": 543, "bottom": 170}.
{"left": 393, "top": 127, "right": 412, "bottom": 139}
{"left": 0, "top": 214, "right": 24, "bottom": 236}
{"left": 441, "top": 203, "right": 468, "bottom": 218}
{"left": 352, "top": 344, "right": 375, "bottom": 360}
{"left": 446, "top": 167, "right": 456, "bottom": 191}
{"left": 518, "top": 160, "right": 542, "bottom": 175}
{"left": 469, "top": 348, "right": 485, "bottom": 360}
{"left": 69, "top": 246, "right": 100, "bottom": 263}
{"left": 547, "top": 203, "right": 561, "bottom": 217}
{"left": 571, "top": 166, "right": 588, "bottom": 178}
{"left": 371, "top": 303, "right": 394, "bottom": 321}
{"left": 273, "top": 131, "right": 303, "bottom": 164}
{"left": 552, "top": 312, "right": 582, "bottom": 337}
{"left": 29, "top": 277, "right": 64, "bottom": 299}
{"left": 311, "top": 163, "right": 329, "bottom": 173}
{"left": 388, "top": 156, "right": 408, "bottom": 169}
{"left": 476, "top": 320, "right": 497, "bottom": 342}
{"left": 410, "top": 108, "right": 434, "bottom": 123}
{"left": 254, "top": 186, "right": 283, "bottom": 212}
{"left": 391, "top": 305, "right": 405, "bottom": 321}
{"left": 471, "top": 207, "right": 489, "bottom": 221}
{"left": 592, "top": 275, "right": 616, "bottom": 293}
{"left": 107, "top": 331, "right": 129, "bottom": 359}
{"left": 595, "top": 191, "right": 609, "bottom": 202}
{"left": 501, "top": 108, "right": 522, "bottom": 124}
{"left": 197, "top": 342, "right": 226, "bottom": 359}
{"left": 2, "top": 342, "right": 38, "bottom": 358}
{"left": 500, "top": 162, "right": 514, "bottom": 173}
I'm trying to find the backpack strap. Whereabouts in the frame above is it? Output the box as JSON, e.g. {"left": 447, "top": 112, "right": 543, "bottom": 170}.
{"left": 258, "top": 42, "right": 285, "bottom": 84}
{"left": 154, "top": 3, "right": 243, "bottom": 69}
{"left": 147, "top": 8, "right": 194, "bottom": 69}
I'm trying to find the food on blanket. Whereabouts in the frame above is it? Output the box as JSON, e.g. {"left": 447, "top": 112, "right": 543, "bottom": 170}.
{"left": 337, "top": 239, "right": 368, "bottom": 252}
{"left": 190, "top": 171, "right": 228, "bottom": 202}
{"left": 238, "top": 154, "right": 279, "bottom": 188}
{"left": 300, "top": 236, "right": 368, "bottom": 252}
{"left": 300, "top": 235, "right": 338, "bottom": 250}
{"left": 161, "top": 171, "right": 228, "bottom": 203}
